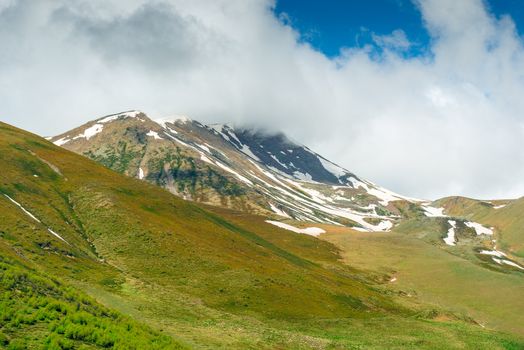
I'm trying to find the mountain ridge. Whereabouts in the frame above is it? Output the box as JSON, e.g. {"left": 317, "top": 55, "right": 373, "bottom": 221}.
{"left": 49, "top": 110, "right": 524, "bottom": 272}
{"left": 50, "top": 110, "right": 423, "bottom": 231}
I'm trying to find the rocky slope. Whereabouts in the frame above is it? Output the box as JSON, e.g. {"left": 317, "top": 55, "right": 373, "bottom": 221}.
{"left": 50, "top": 110, "right": 425, "bottom": 232}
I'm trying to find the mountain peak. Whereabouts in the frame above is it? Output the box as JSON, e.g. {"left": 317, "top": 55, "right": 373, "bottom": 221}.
{"left": 154, "top": 115, "right": 192, "bottom": 128}
{"left": 50, "top": 110, "right": 424, "bottom": 231}
{"left": 51, "top": 110, "right": 151, "bottom": 146}
{"left": 96, "top": 110, "right": 146, "bottom": 123}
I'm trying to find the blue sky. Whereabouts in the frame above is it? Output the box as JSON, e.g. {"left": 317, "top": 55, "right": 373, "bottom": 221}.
{"left": 275, "top": 0, "right": 524, "bottom": 57}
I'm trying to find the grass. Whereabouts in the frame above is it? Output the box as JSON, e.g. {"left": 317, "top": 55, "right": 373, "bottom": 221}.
{"left": 321, "top": 226, "right": 524, "bottom": 336}
{"left": 0, "top": 121, "right": 523, "bottom": 348}
{"left": 436, "top": 196, "right": 524, "bottom": 258}
{"left": 0, "top": 255, "right": 183, "bottom": 349}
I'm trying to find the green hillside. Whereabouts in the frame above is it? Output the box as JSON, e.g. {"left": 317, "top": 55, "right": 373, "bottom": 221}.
{"left": 436, "top": 196, "right": 524, "bottom": 258}
{"left": 0, "top": 255, "right": 182, "bottom": 349}
{"left": 322, "top": 226, "right": 524, "bottom": 337}
{"left": 1, "top": 121, "right": 523, "bottom": 349}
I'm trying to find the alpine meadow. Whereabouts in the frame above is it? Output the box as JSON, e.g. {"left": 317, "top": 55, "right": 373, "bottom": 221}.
{"left": 1, "top": 0, "right": 524, "bottom": 349}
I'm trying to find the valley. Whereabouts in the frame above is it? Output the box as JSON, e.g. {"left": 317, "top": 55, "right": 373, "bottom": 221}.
{"left": 0, "top": 117, "right": 522, "bottom": 349}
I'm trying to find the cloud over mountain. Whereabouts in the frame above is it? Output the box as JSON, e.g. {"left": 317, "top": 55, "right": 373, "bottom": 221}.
{"left": 1, "top": 0, "right": 524, "bottom": 199}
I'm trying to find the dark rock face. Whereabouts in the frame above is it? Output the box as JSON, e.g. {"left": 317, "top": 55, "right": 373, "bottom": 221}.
{"left": 212, "top": 125, "right": 353, "bottom": 184}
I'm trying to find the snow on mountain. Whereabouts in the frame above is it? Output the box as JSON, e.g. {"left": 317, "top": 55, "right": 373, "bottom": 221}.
{"left": 98, "top": 110, "right": 142, "bottom": 123}
{"left": 479, "top": 249, "right": 506, "bottom": 258}
{"left": 265, "top": 220, "right": 326, "bottom": 236}
{"left": 444, "top": 220, "right": 457, "bottom": 246}
{"left": 146, "top": 130, "right": 163, "bottom": 140}
{"left": 465, "top": 221, "right": 494, "bottom": 235}
{"left": 423, "top": 205, "right": 446, "bottom": 217}
{"left": 155, "top": 115, "right": 191, "bottom": 128}
{"left": 53, "top": 110, "right": 146, "bottom": 146}
{"left": 3, "top": 194, "right": 68, "bottom": 243}
{"left": 48, "top": 111, "right": 460, "bottom": 233}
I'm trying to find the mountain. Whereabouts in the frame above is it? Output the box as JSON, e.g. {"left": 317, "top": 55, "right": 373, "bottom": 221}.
{"left": 435, "top": 196, "right": 524, "bottom": 257}
{"left": 50, "top": 111, "right": 524, "bottom": 272}
{"left": 50, "top": 110, "right": 423, "bottom": 231}
{"left": 3, "top": 120, "right": 524, "bottom": 348}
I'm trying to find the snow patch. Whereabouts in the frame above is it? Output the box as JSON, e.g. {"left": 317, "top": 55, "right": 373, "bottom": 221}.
{"left": 443, "top": 220, "right": 456, "bottom": 246}
{"left": 265, "top": 220, "right": 325, "bottom": 236}
{"left": 224, "top": 128, "right": 242, "bottom": 145}
{"left": 492, "top": 257, "right": 524, "bottom": 270}
{"left": 423, "top": 206, "right": 446, "bottom": 217}
{"left": 73, "top": 124, "right": 104, "bottom": 140}
{"left": 479, "top": 249, "right": 506, "bottom": 258}
{"left": 163, "top": 132, "right": 191, "bottom": 147}
{"left": 53, "top": 137, "right": 71, "bottom": 146}
{"left": 318, "top": 156, "right": 347, "bottom": 178}
{"left": 200, "top": 154, "right": 214, "bottom": 165}
{"left": 366, "top": 187, "right": 401, "bottom": 206}
{"left": 4, "top": 194, "right": 41, "bottom": 223}
{"left": 500, "top": 260, "right": 524, "bottom": 270}
{"left": 98, "top": 115, "right": 120, "bottom": 124}
{"left": 208, "top": 124, "right": 231, "bottom": 141}
{"left": 465, "top": 221, "right": 493, "bottom": 235}
{"left": 138, "top": 168, "right": 144, "bottom": 180}
{"left": 269, "top": 154, "right": 288, "bottom": 168}
{"left": 293, "top": 171, "right": 313, "bottom": 181}
{"left": 155, "top": 115, "right": 191, "bottom": 127}
{"left": 493, "top": 204, "right": 507, "bottom": 209}
{"left": 349, "top": 177, "right": 417, "bottom": 206}
{"left": 238, "top": 144, "right": 261, "bottom": 161}
{"left": 269, "top": 203, "right": 291, "bottom": 218}
{"left": 248, "top": 160, "right": 397, "bottom": 232}
{"left": 376, "top": 220, "right": 393, "bottom": 231}
{"left": 3, "top": 194, "right": 69, "bottom": 244}
{"left": 98, "top": 110, "right": 141, "bottom": 123}
{"left": 196, "top": 144, "right": 210, "bottom": 153}
{"left": 146, "top": 130, "right": 163, "bottom": 140}
{"left": 212, "top": 126, "right": 261, "bottom": 161}
{"left": 215, "top": 161, "right": 253, "bottom": 186}
{"left": 165, "top": 126, "right": 178, "bottom": 135}
{"left": 47, "top": 228, "right": 68, "bottom": 243}
{"left": 348, "top": 177, "right": 366, "bottom": 189}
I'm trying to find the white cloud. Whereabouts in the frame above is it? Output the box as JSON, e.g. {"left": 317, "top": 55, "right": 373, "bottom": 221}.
{"left": 1, "top": 0, "right": 524, "bottom": 200}
{"left": 372, "top": 29, "right": 411, "bottom": 50}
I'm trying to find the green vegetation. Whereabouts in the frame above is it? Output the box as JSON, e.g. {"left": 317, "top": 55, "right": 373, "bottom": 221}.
{"left": 0, "top": 121, "right": 523, "bottom": 349}
{"left": 436, "top": 196, "right": 524, "bottom": 258}
{"left": 323, "top": 226, "right": 524, "bottom": 337}
{"left": 145, "top": 147, "right": 246, "bottom": 197}
{"left": 0, "top": 256, "right": 182, "bottom": 349}
{"left": 84, "top": 140, "right": 145, "bottom": 175}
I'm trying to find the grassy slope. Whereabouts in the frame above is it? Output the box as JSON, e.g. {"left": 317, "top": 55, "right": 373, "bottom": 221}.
{"left": 435, "top": 196, "right": 524, "bottom": 258}
{"left": 205, "top": 209, "right": 524, "bottom": 348}
{"left": 0, "top": 253, "right": 182, "bottom": 349}
{"left": 321, "top": 226, "right": 524, "bottom": 337}
{"left": 0, "top": 121, "right": 522, "bottom": 349}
